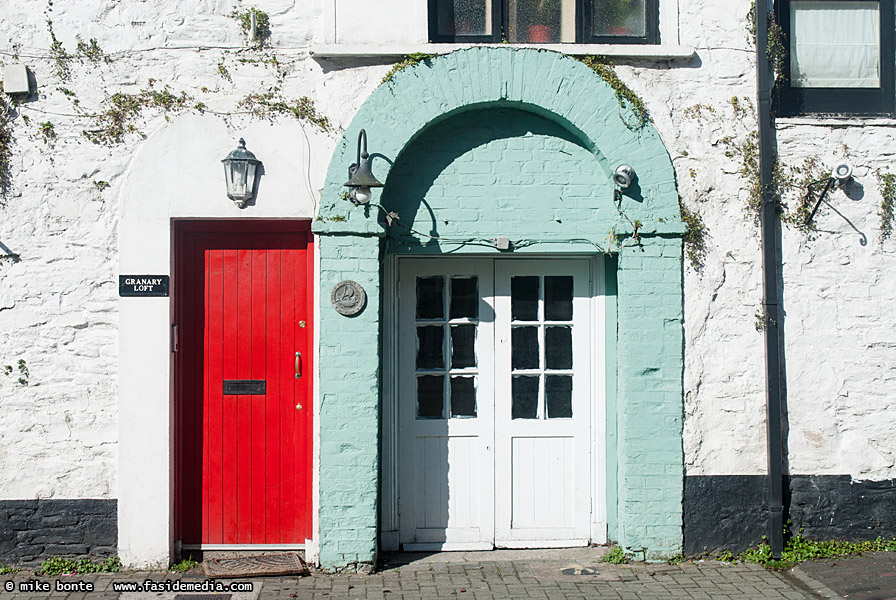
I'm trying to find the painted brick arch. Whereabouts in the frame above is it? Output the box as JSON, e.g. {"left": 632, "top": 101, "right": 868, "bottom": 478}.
{"left": 315, "top": 46, "right": 681, "bottom": 232}
{"left": 314, "top": 47, "right": 684, "bottom": 570}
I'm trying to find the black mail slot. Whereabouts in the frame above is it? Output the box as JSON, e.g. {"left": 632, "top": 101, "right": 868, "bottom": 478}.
{"left": 223, "top": 380, "right": 266, "bottom": 395}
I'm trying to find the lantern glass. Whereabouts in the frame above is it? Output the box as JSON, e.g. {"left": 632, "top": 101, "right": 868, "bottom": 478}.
{"left": 222, "top": 139, "right": 261, "bottom": 207}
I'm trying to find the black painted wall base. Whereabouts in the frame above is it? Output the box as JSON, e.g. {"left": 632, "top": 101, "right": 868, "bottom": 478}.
{"left": 684, "top": 475, "right": 896, "bottom": 555}
{"left": 0, "top": 499, "right": 117, "bottom": 563}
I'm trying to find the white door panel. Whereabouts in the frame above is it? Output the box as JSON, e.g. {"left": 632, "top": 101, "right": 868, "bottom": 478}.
{"left": 494, "top": 260, "right": 592, "bottom": 545}
{"left": 398, "top": 260, "right": 495, "bottom": 549}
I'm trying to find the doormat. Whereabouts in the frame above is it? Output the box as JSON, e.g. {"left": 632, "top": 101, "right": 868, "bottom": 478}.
{"left": 202, "top": 553, "right": 309, "bottom": 578}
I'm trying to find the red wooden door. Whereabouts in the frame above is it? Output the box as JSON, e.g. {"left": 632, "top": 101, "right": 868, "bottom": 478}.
{"left": 176, "top": 222, "right": 313, "bottom": 546}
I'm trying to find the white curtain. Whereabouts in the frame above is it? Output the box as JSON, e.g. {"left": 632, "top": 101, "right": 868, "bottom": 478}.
{"left": 790, "top": 1, "right": 880, "bottom": 88}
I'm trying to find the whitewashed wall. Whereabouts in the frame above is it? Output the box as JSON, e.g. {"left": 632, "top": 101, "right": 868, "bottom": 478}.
{"left": 0, "top": 0, "right": 894, "bottom": 526}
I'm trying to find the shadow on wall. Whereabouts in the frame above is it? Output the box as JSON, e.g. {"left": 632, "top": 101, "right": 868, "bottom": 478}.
{"left": 378, "top": 106, "right": 597, "bottom": 248}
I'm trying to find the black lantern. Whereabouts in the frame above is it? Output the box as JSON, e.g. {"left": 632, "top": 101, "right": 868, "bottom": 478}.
{"left": 222, "top": 138, "right": 261, "bottom": 208}
{"left": 344, "top": 129, "right": 384, "bottom": 205}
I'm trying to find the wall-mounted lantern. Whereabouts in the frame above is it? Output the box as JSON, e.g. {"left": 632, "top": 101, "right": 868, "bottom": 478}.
{"left": 222, "top": 138, "right": 261, "bottom": 208}
{"left": 343, "top": 129, "right": 384, "bottom": 205}
{"left": 613, "top": 164, "right": 636, "bottom": 189}
{"left": 804, "top": 161, "right": 853, "bottom": 226}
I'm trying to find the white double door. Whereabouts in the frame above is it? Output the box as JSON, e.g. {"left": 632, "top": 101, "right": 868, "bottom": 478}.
{"left": 398, "top": 258, "right": 598, "bottom": 550}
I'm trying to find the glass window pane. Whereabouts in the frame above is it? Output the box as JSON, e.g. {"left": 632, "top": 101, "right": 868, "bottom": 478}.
{"left": 791, "top": 1, "right": 880, "bottom": 88}
{"left": 417, "top": 326, "right": 444, "bottom": 369}
{"left": 438, "top": 0, "right": 493, "bottom": 36}
{"left": 592, "top": 0, "right": 646, "bottom": 37}
{"left": 512, "top": 326, "right": 540, "bottom": 370}
{"left": 450, "top": 324, "right": 477, "bottom": 369}
{"left": 416, "top": 276, "right": 444, "bottom": 320}
{"left": 450, "top": 376, "right": 477, "bottom": 417}
{"left": 512, "top": 375, "right": 540, "bottom": 419}
{"left": 417, "top": 375, "right": 445, "bottom": 419}
{"left": 511, "top": 276, "right": 539, "bottom": 321}
{"left": 545, "top": 326, "right": 572, "bottom": 369}
{"left": 450, "top": 277, "right": 479, "bottom": 319}
{"left": 546, "top": 375, "right": 573, "bottom": 418}
{"left": 507, "top": 0, "right": 576, "bottom": 42}
{"left": 544, "top": 276, "right": 573, "bottom": 321}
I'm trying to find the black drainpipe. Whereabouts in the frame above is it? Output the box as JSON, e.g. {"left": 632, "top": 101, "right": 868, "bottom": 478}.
{"left": 756, "top": 0, "right": 785, "bottom": 559}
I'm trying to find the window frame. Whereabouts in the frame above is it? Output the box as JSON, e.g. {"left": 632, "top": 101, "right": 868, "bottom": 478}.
{"left": 428, "top": 0, "right": 659, "bottom": 44}
{"left": 776, "top": 0, "right": 895, "bottom": 116}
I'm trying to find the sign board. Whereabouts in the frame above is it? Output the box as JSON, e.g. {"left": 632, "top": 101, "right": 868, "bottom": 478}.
{"left": 119, "top": 275, "right": 169, "bottom": 297}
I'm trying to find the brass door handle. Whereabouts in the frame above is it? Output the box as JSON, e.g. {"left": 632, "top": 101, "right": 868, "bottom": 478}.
{"left": 295, "top": 351, "right": 302, "bottom": 379}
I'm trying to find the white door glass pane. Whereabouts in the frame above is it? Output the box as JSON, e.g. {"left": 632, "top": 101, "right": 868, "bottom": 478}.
{"left": 791, "top": 1, "right": 880, "bottom": 88}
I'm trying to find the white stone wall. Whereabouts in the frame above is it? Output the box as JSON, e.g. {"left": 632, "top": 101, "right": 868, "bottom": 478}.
{"left": 1, "top": 0, "right": 894, "bottom": 513}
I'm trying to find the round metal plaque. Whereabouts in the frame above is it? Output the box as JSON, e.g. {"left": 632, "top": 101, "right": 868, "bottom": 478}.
{"left": 331, "top": 280, "right": 367, "bottom": 316}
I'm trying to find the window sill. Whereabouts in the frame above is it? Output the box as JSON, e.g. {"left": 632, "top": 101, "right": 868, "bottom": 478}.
{"left": 310, "top": 42, "right": 695, "bottom": 60}
{"left": 776, "top": 116, "right": 896, "bottom": 127}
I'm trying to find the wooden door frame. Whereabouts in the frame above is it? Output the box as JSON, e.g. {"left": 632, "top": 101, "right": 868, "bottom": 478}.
{"left": 381, "top": 254, "right": 607, "bottom": 551}
{"left": 173, "top": 219, "right": 314, "bottom": 549}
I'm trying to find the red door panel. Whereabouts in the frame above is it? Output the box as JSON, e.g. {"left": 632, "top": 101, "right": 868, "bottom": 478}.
{"left": 176, "top": 222, "right": 313, "bottom": 545}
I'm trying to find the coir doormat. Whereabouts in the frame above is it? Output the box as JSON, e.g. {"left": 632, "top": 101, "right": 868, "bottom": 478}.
{"left": 202, "top": 552, "right": 309, "bottom": 578}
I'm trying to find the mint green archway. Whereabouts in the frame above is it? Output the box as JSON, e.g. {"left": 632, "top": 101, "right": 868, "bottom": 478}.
{"left": 314, "top": 46, "right": 684, "bottom": 570}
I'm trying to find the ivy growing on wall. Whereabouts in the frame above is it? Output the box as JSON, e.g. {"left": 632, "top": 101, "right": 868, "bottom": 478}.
{"left": 0, "top": 94, "right": 12, "bottom": 199}
{"left": 577, "top": 55, "right": 650, "bottom": 129}
{"left": 747, "top": 2, "right": 786, "bottom": 84}
{"left": 381, "top": 53, "right": 436, "bottom": 85}
{"left": 231, "top": 6, "right": 271, "bottom": 48}
{"left": 238, "top": 92, "right": 332, "bottom": 132}
{"left": 876, "top": 169, "right": 895, "bottom": 243}
{"left": 82, "top": 83, "right": 195, "bottom": 144}
{"left": 679, "top": 198, "right": 707, "bottom": 271}
{"left": 781, "top": 157, "right": 830, "bottom": 234}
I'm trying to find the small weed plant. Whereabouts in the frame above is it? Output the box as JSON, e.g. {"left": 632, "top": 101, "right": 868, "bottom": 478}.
{"left": 666, "top": 552, "right": 687, "bottom": 565}
{"left": 38, "top": 556, "right": 121, "bottom": 576}
{"left": 718, "top": 534, "right": 896, "bottom": 570}
{"left": 169, "top": 556, "right": 198, "bottom": 572}
{"left": 38, "top": 121, "right": 56, "bottom": 144}
{"left": 4, "top": 359, "right": 29, "bottom": 385}
{"left": 0, "top": 565, "right": 19, "bottom": 575}
{"left": 601, "top": 546, "right": 629, "bottom": 564}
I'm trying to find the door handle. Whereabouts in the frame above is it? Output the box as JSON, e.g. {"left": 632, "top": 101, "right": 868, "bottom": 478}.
{"left": 295, "top": 351, "right": 302, "bottom": 379}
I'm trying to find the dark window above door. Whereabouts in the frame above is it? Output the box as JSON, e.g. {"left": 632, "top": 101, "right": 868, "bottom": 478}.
{"left": 429, "top": 0, "right": 659, "bottom": 43}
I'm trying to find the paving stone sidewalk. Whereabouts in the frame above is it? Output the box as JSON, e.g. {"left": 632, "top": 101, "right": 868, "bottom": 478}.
{"left": 791, "top": 551, "right": 896, "bottom": 600}
{"left": 0, "top": 548, "right": 825, "bottom": 600}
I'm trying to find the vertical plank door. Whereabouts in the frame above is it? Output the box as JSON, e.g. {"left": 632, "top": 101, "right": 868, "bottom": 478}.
{"left": 177, "top": 223, "right": 313, "bottom": 546}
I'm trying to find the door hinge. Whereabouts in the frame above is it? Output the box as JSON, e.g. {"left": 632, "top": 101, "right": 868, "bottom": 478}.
{"left": 171, "top": 324, "right": 179, "bottom": 353}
